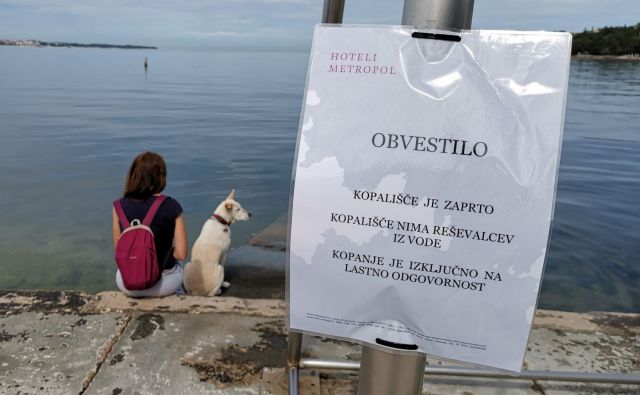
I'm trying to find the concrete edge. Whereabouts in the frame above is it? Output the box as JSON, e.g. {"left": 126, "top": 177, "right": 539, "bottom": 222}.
{"left": 92, "top": 292, "right": 285, "bottom": 317}
{"left": 1, "top": 290, "right": 638, "bottom": 336}
{"left": 533, "top": 309, "right": 640, "bottom": 335}
{"left": 0, "top": 290, "right": 285, "bottom": 318}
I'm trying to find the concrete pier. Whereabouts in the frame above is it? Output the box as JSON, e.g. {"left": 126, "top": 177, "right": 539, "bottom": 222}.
{"left": 1, "top": 290, "right": 638, "bottom": 394}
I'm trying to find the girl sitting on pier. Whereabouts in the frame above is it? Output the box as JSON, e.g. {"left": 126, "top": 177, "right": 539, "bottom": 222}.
{"left": 112, "top": 152, "right": 188, "bottom": 297}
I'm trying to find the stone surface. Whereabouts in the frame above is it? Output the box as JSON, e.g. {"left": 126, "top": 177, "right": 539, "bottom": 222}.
{"left": 422, "top": 376, "right": 540, "bottom": 395}
{"left": 1, "top": 290, "right": 639, "bottom": 394}
{"left": 0, "top": 312, "right": 124, "bottom": 395}
{"left": 298, "top": 310, "right": 640, "bottom": 394}
{"left": 300, "top": 336, "right": 539, "bottom": 395}
{"left": 84, "top": 312, "right": 287, "bottom": 395}
{"left": 525, "top": 315, "right": 640, "bottom": 395}
{"left": 261, "top": 367, "right": 321, "bottom": 395}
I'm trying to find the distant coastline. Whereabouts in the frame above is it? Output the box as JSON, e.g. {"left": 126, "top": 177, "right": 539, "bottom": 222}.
{"left": 0, "top": 39, "right": 157, "bottom": 50}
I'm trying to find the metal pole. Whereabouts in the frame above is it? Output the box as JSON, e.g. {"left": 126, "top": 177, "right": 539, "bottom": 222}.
{"left": 322, "top": 0, "right": 346, "bottom": 24}
{"left": 286, "top": 331, "right": 303, "bottom": 395}
{"left": 402, "top": 0, "right": 474, "bottom": 29}
{"left": 300, "top": 358, "right": 640, "bottom": 385}
{"left": 357, "top": 2, "right": 475, "bottom": 394}
{"left": 287, "top": 5, "right": 347, "bottom": 393}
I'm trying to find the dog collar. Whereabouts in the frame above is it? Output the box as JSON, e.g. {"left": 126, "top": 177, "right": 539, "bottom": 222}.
{"left": 211, "top": 214, "right": 230, "bottom": 226}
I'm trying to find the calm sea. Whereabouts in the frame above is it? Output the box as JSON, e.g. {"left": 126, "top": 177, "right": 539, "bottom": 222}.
{"left": 0, "top": 47, "right": 638, "bottom": 312}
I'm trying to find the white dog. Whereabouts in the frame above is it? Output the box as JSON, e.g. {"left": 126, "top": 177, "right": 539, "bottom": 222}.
{"left": 183, "top": 190, "right": 251, "bottom": 296}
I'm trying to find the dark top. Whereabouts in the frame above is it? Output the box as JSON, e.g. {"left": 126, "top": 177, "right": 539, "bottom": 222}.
{"left": 118, "top": 195, "right": 183, "bottom": 271}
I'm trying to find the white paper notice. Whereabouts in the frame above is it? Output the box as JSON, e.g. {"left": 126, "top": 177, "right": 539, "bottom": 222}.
{"left": 288, "top": 25, "right": 572, "bottom": 372}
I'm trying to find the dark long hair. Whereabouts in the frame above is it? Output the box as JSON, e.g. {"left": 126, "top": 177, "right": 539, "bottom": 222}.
{"left": 123, "top": 152, "right": 167, "bottom": 200}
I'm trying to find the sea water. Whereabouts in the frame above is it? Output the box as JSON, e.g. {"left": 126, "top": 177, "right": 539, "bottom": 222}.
{"left": 0, "top": 47, "right": 638, "bottom": 312}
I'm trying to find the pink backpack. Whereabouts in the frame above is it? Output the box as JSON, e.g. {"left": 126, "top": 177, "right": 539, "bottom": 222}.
{"left": 113, "top": 196, "right": 167, "bottom": 290}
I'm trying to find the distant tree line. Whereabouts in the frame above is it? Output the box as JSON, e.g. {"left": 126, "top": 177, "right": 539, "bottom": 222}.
{"left": 572, "top": 23, "right": 640, "bottom": 56}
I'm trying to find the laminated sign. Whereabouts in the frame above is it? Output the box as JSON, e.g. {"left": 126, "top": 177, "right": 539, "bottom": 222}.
{"left": 288, "top": 25, "right": 572, "bottom": 372}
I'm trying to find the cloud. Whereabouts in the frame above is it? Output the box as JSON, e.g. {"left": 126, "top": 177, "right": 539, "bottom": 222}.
{"left": 183, "top": 31, "right": 258, "bottom": 38}
{"left": 474, "top": 0, "right": 640, "bottom": 31}
{"left": 0, "top": 0, "right": 638, "bottom": 49}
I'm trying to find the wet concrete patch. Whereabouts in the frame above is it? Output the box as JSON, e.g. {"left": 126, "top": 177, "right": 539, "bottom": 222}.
{"left": 0, "top": 329, "right": 29, "bottom": 343}
{"left": 0, "top": 329, "right": 17, "bottom": 342}
{"left": 182, "top": 319, "right": 286, "bottom": 386}
{"left": 129, "top": 313, "right": 165, "bottom": 341}
{"left": 249, "top": 213, "right": 288, "bottom": 252}
{"left": 109, "top": 353, "right": 125, "bottom": 366}
{"left": 590, "top": 313, "right": 640, "bottom": 335}
{"left": 71, "top": 317, "right": 87, "bottom": 329}
{"left": 223, "top": 246, "right": 286, "bottom": 300}
{"left": 224, "top": 265, "right": 285, "bottom": 300}
{"left": 0, "top": 290, "right": 94, "bottom": 317}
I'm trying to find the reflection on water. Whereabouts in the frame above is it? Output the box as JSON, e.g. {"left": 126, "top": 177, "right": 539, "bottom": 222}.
{"left": 0, "top": 48, "right": 304, "bottom": 292}
{"left": 540, "top": 60, "right": 640, "bottom": 312}
{"left": 0, "top": 49, "right": 638, "bottom": 312}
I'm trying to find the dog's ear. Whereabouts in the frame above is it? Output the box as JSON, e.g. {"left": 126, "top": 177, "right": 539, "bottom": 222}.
{"left": 227, "top": 189, "right": 235, "bottom": 200}
{"left": 225, "top": 202, "right": 233, "bottom": 211}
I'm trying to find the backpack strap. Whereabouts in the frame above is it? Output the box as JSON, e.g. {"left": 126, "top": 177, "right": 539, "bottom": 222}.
{"left": 142, "top": 195, "right": 168, "bottom": 226}
{"left": 113, "top": 199, "right": 130, "bottom": 229}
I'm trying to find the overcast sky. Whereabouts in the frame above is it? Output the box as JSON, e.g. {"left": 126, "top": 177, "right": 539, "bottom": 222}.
{"left": 0, "top": 0, "right": 638, "bottom": 50}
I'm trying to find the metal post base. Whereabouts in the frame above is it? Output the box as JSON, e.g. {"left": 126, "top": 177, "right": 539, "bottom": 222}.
{"left": 357, "top": 343, "right": 427, "bottom": 395}
{"left": 287, "top": 331, "right": 303, "bottom": 395}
